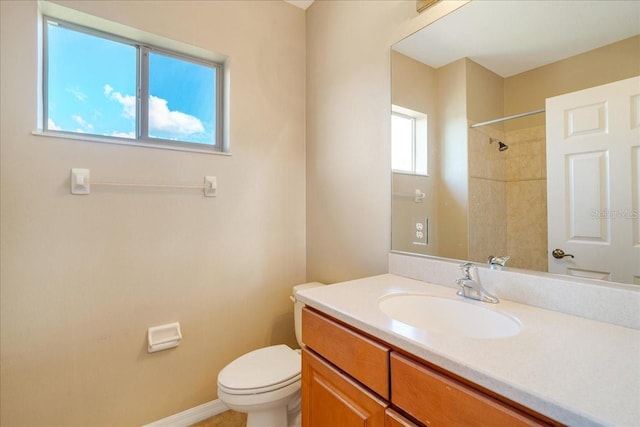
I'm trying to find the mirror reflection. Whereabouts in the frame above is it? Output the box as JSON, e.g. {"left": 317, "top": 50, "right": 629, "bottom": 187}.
{"left": 391, "top": 0, "right": 640, "bottom": 285}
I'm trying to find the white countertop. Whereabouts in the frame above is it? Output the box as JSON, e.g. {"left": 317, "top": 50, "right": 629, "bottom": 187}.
{"left": 296, "top": 274, "right": 640, "bottom": 427}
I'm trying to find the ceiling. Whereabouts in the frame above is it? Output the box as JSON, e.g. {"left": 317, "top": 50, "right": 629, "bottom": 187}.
{"left": 393, "top": 0, "right": 640, "bottom": 77}
{"left": 284, "top": 0, "right": 314, "bottom": 10}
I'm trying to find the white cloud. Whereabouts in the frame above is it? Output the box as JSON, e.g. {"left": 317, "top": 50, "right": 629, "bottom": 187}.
{"left": 106, "top": 89, "right": 136, "bottom": 119}
{"left": 47, "top": 118, "right": 62, "bottom": 131}
{"left": 72, "top": 115, "right": 94, "bottom": 132}
{"left": 110, "top": 131, "right": 135, "bottom": 139}
{"left": 148, "top": 95, "right": 204, "bottom": 136}
{"left": 104, "top": 85, "right": 204, "bottom": 138}
{"left": 66, "top": 87, "right": 87, "bottom": 102}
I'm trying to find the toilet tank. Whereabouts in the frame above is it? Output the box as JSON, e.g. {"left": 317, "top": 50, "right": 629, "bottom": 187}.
{"left": 292, "top": 282, "right": 325, "bottom": 348}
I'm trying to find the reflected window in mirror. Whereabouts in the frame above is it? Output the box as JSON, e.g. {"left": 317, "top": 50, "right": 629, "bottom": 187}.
{"left": 391, "top": 105, "right": 427, "bottom": 176}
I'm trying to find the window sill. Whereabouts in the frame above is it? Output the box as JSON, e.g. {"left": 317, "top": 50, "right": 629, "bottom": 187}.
{"left": 32, "top": 130, "right": 232, "bottom": 156}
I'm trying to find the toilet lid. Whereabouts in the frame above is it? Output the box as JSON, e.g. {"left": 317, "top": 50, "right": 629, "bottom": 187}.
{"left": 218, "top": 344, "right": 301, "bottom": 394}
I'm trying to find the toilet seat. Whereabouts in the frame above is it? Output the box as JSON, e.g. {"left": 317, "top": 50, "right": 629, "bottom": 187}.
{"left": 217, "top": 344, "right": 301, "bottom": 395}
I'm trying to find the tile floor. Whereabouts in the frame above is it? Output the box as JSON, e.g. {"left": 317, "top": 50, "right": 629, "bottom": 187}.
{"left": 189, "top": 410, "right": 247, "bottom": 427}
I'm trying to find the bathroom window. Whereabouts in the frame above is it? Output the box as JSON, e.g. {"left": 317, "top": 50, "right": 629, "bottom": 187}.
{"left": 43, "top": 17, "right": 225, "bottom": 152}
{"left": 391, "top": 106, "right": 428, "bottom": 175}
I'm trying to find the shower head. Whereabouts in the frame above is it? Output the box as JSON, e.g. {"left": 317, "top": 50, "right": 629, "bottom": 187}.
{"left": 490, "top": 138, "right": 508, "bottom": 152}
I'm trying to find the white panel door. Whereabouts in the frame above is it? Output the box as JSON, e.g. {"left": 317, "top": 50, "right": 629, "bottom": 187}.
{"left": 546, "top": 76, "right": 640, "bottom": 284}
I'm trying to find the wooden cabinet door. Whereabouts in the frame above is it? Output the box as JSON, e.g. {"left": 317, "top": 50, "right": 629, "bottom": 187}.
{"left": 386, "top": 409, "right": 419, "bottom": 427}
{"left": 302, "top": 348, "right": 387, "bottom": 427}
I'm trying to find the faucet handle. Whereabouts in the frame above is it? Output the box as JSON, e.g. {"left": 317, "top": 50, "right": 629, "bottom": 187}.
{"left": 458, "top": 262, "right": 475, "bottom": 278}
{"left": 488, "top": 255, "right": 510, "bottom": 267}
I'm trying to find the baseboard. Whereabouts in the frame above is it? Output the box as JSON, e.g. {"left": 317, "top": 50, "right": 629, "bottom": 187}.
{"left": 142, "top": 399, "right": 228, "bottom": 427}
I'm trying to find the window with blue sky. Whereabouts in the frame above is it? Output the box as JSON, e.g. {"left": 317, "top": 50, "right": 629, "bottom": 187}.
{"left": 45, "top": 18, "right": 220, "bottom": 149}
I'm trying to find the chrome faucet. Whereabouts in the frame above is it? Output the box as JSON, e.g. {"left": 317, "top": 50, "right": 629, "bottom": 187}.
{"left": 455, "top": 262, "right": 499, "bottom": 303}
{"left": 488, "top": 255, "right": 510, "bottom": 268}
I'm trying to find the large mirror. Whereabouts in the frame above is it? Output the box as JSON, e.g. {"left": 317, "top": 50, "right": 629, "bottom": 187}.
{"left": 391, "top": 0, "right": 640, "bottom": 285}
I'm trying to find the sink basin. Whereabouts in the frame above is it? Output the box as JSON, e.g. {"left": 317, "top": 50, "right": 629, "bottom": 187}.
{"left": 378, "top": 293, "right": 522, "bottom": 339}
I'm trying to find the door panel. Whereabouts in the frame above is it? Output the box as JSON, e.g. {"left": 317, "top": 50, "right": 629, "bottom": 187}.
{"left": 566, "top": 150, "right": 609, "bottom": 242}
{"left": 565, "top": 101, "right": 607, "bottom": 138}
{"left": 546, "top": 76, "right": 640, "bottom": 284}
{"left": 633, "top": 146, "right": 639, "bottom": 249}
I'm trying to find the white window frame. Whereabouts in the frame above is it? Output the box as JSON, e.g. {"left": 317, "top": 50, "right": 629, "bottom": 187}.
{"left": 391, "top": 105, "right": 428, "bottom": 176}
{"left": 37, "top": 2, "right": 229, "bottom": 155}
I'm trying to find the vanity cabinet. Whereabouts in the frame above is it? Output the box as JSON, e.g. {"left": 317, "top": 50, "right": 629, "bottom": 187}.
{"left": 301, "top": 307, "right": 562, "bottom": 427}
{"left": 302, "top": 348, "right": 387, "bottom": 427}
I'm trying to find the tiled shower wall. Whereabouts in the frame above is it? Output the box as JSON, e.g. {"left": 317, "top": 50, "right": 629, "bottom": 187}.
{"left": 505, "top": 125, "right": 548, "bottom": 271}
{"left": 468, "top": 125, "right": 547, "bottom": 271}
{"left": 468, "top": 126, "right": 507, "bottom": 264}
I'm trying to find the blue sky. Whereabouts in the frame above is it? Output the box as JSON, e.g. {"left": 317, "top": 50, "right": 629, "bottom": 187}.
{"left": 47, "top": 22, "right": 215, "bottom": 145}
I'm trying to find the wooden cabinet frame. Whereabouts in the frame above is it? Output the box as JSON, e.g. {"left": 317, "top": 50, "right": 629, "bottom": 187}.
{"left": 301, "top": 307, "right": 563, "bottom": 427}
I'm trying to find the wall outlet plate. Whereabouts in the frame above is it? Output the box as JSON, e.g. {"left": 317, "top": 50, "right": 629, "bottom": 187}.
{"left": 413, "top": 217, "right": 428, "bottom": 245}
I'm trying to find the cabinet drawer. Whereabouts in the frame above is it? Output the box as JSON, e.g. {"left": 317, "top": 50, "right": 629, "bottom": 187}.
{"left": 302, "top": 307, "right": 390, "bottom": 399}
{"left": 391, "top": 353, "right": 552, "bottom": 427}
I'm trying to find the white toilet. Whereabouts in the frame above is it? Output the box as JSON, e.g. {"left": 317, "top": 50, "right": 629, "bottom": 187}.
{"left": 217, "top": 282, "right": 324, "bottom": 427}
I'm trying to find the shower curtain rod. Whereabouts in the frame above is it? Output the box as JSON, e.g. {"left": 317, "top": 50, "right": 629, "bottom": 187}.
{"left": 470, "top": 108, "right": 545, "bottom": 128}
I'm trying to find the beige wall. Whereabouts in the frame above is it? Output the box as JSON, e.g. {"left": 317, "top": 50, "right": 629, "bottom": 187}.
{"left": 466, "top": 59, "right": 504, "bottom": 125}
{"left": 0, "top": 1, "right": 305, "bottom": 426}
{"left": 304, "top": 0, "right": 465, "bottom": 283}
{"left": 391, "top": 52, "right": 439, "bottom": 255}
{"left": 0, "top": 0, "right": 474, "bottom": 424}
{"left": 306, "top": 0, "right": 399, "bottom": 284}
{"left": 435, "top": 59, "right": 469, "bottom": 260}
{"left": 392, "top": 51, "right": 438, "bottom": 115}
{"left": 504, "top": 35, "right": 640, "bottom": 131}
